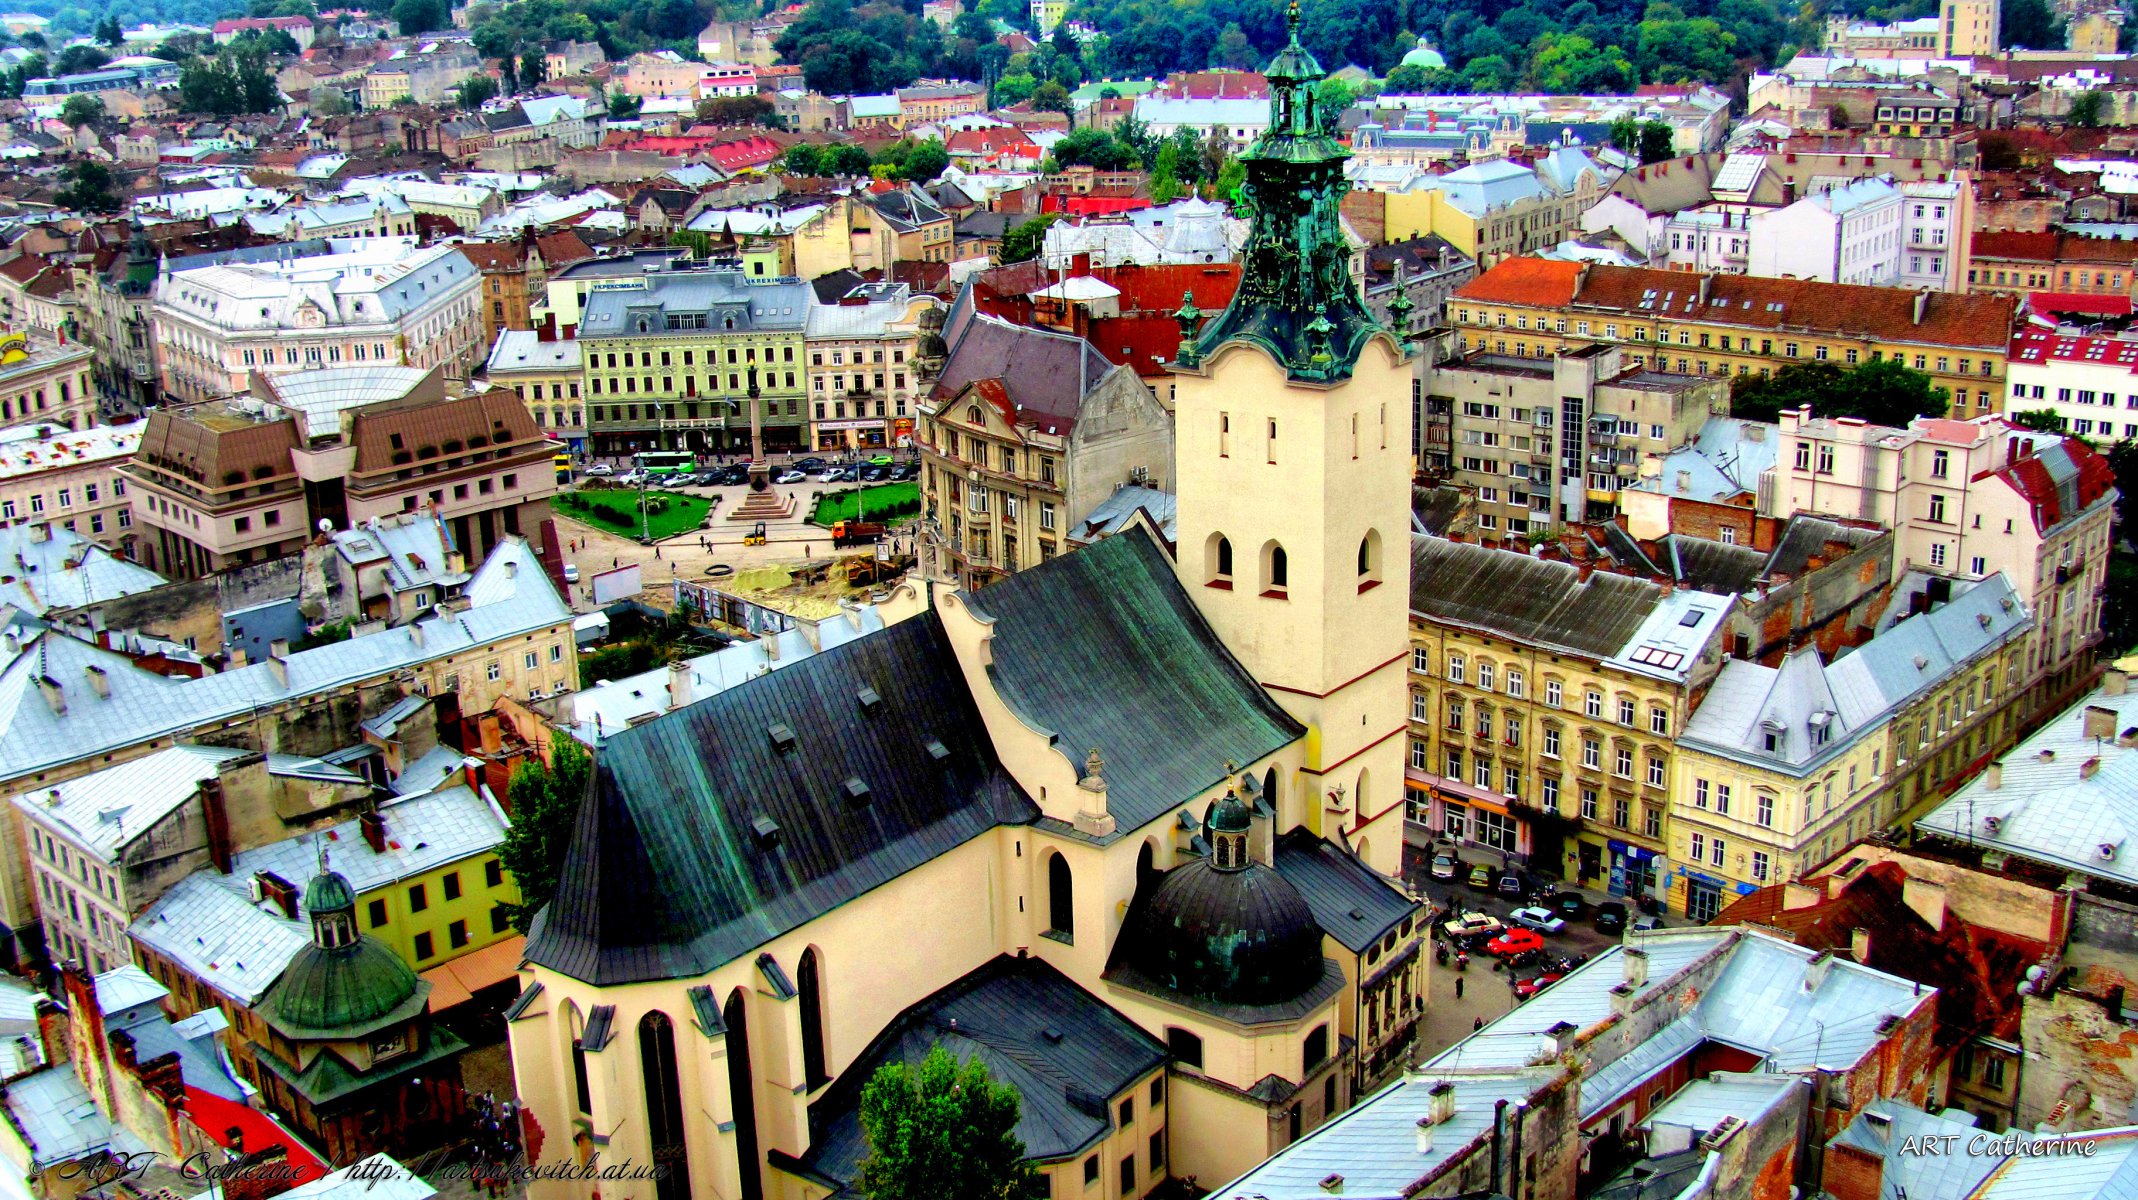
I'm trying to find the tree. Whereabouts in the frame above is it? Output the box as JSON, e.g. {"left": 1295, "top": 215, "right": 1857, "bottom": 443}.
{"left": 607, "top": 88, "right": 643, "bottom": 119}
{"left": 2003, "top": 0, "right": 2064, "bottom": 48}
{"left": 699, "top": 94, "right": 775, "bottom": 125}
{"left": 95, "top": 15, "right": 123, "bottom": 45}
{"left": 855, "top": 1046, "right": 1043, "bottom": 1200}
{"left": 2012, "top": 408, "right": 2068, "bottom": 433}
{"left": 1730, "top": 359, "right": 1950, "bottom": 426}
{"left": 1637, "top": 118, "right": 1675, "bottom": 164}
{"left": 54, "top": 44, "right": 110, "bottom": 74}
{"left": 1385, "top": 63, "right": 1432, "bottom": 93}
{"left": 827, "top": 143, "right": 874, "bottom": 174}
{"left": 999, "top": 213, "right": 1059, "bottom": 263}
{"left": 392, "top": 0, "right": 449, "bottom": 36}
{"left": 1211, "top": 21, "right": 1254, "bottom": 68}
{"left": 1149, "top": 140, "right": 1182, "bottom": 202}
{"left": 782, "top": 142, "right": 826, "bottom": 174}
{"left": 458, "top": 73, "right": 499, "bottom": 109}
{"left": 497, "top": 736, "right": 592, "bottom": 933}
{"left": 893, "top": 138, "right": 948, "bottom": 180}
{"left": 1529, "top": 34, "right": 1636, "bottom": 93}
{"left": 59, "top": 94, "right": 103, "bottom": 129}
{"left": 1030, "top": 78, "right": 1072, "bottom": 114}
{"left": 55, "top": 161, "right": 123, "bottom": 215}
{"left": 2071, "top": 88, "right": 2107, "bottom": 128}
{"left": 1608, "top": 114, "right": 1638, "bottom": 154}
{"left": 519, "top": 49, "right": 548, "bottom": 89}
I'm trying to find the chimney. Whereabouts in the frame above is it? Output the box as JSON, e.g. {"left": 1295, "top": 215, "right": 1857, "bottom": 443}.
{"left": 36, "top": 675, "right": 62, "bottom": 714}
{"left": 1986, "top": 761, "right": 2003, "bottom": 789}
{"left": 1544, "top": 1019, "right": 1578, "bottom": 1058}
{"left": 479, "top": 717, "right": 504, "bottom": 755}
{"left": 1850, "top": 926, "right": 1873, "bottom": 963}
{"left": 82, "top": 665, "right": 108, "bottom": 700}
{"left": 2085, "top": 705, "right": 2118, "bottom": 741}
{"left": 1609, "top": 980, "right": 1640, "bottom": 1016}
{"left": 2083, "top": 756, "right": 2103, "bottom": 780}
{"left": 257, "top": 872, "right": 297, "bottom": 918}
{"left": 2106, "top": 668, "right": 2130, "bottom": 697}
{"left": 201, "top": 775, "right": 233, "bottom": 874}
{"left": 34, "top": 999, "right": 66, "bottom": 1067}
{"left": 504, "top": 559, "right": 518, "bottom": 579}
{"left": 2007, "top": 435, "right": 2022, "bottom": 466}
{"left": 1426, "top": 1081, "right": 1457, "bottom": 1126}
{"left": 1804, "top": 950, "right": 1835, "bottom": 992}
{"left": 1901, "top": 876, "right": 1947, "bottom": 931}
{"left": 1913, "top": 289, "right": 1930, "bottom": 325}
{"left": 1783, "top": 881, "right": 1823, "bottom": 910}
{"left": 409, "top": 621, "right": 425, "bottom": 648}
{"left": 3, "top": 629, "right": 16, "bottom": 657}
{"left": 1414, "top": 1117, "right": 1435, "bottom": 1156}
{"left": 27, "top": 523, "right": 47, "bottom": 544}
{"left": 1622, "top": 946, "right": 1649, "bottom": 989}
{"left": 1697, "top": 273, "right": 1713, "bottom": 305}
{"left": 667, "top": 660, "right": 693, "bottom": 710}
{"left": 266, "top": 650, "right": 288, "bottom": 689}
{"left": 361, "top": 811, "right": 387, "bottom": 853}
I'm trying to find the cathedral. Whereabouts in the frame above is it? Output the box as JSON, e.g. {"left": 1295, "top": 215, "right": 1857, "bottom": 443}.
{"left": 504, "top": 12, "right": 1425, "bottom": 1198}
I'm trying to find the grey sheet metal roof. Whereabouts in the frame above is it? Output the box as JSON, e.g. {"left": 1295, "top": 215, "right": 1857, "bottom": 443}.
{"left": 131, "top": 869, "right": 310, "bottom": 1006}
{"left": 4, "top": 1065, "right": 111, "bottom": 1169}
{"left": 524, "top": 611, "right": 1037, "bottom": 986}
{"left": 10, "top": 744, "right": 249, "bottom": 862}
{"left": 577, "top": 271, "right": 811, "bottom": 340}
{"left": 1830, "top": 1102, "right": 1991, "bottom": 1200}
{"left": 797, "top": 955, "right": 1166, "bottom": 1188}
{"left": 960, "top": 526, "right": 1304, "bottom": 838}
{"left": 0, "top": 523, "right": 167, "bottom": 616}
{"left": 1272, "top": 828, "right": 1420, "bottom": 955}
{"left": 1640, "top": 1073, "right": 1797, "bottom": 1136}
{"left": 1410, "top": 534, "right": 1665, "bottom": 659}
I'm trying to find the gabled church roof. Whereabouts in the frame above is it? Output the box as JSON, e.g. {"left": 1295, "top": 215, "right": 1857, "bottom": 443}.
{"left": 524, "top": 611, "right": 1036, "bottom": 986}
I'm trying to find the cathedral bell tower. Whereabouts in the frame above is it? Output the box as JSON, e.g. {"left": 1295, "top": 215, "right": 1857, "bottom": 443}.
{"left": 1172, "top": 1, "right": 1414, "bottom": 877}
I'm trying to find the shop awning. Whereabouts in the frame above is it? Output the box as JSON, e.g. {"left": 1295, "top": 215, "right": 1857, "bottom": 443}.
{"left": 421, "top": 935, "right": 527, "bottom": 1011}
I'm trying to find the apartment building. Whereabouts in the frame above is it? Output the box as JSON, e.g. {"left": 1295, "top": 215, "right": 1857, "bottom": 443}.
{"left": 1968, "top": 231, "right": 2138, "bottom": 297}
{"left": 0, "top": 420, "right": 143, "bottom": 551}
{"left": 152, "top": 238, "right": 483, "bottom": 404}
{"left": 1380, "top": 148, "right": 1608, "bottom": 268}
{"left": 1672, "top": 573, "right": 2030, "bottom": 918}
{"left": 0, "top": 332, "right": 93, "bottom": 432}
{"left": 124, "top": 365, "right": 557, "bottom": 579}
{"left": 1898, "top": 179, "right": 1969, "bottom": 292}
{"left": 804, "top": 283, "right": 936, "bottom": 452}
{"left": 2005, "top": 329, "right": 2138, "bottom": 441}
{"left": 359, "top": 46, "right": 481, "bottom": 108}
{"left": 452, "top": 229, "right": 593, "bottom": 346}
{"left": 577, "top": 269, "right": 812, "bottom": 455}
{"left": 1747, "top": 177, "right": 1904, "bottom": 286}
{"left": 1452, "top": 259, "right": 2018, "bottom": 417}
{"left": 484, "top": 330, "right": 583, "bottom": 449}
{"left": 1406, "top": 536, "right": 1733, "bottom": 900}
{"left": 916, "top": 286, "right": 1172, "bottom": 587}
{"left": 1418, "top": 343, "right": 1728, "bottom": 529}
{"left": 1774, "top": 409, "right": 2115, "bottom": 703}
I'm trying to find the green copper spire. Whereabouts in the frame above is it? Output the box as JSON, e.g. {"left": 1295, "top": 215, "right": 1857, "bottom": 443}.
{"left": 1186, "top": 0, "right": 1384, "bottom": 382}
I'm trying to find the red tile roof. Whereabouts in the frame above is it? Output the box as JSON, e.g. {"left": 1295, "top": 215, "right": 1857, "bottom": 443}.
{"left": 1973, "top": 230, "right": 2138, "bottom": 264}
{"left": 1994, "top": 436, "right": 2116, "bottom": 535}
{"left": 706, "top": 134, "right": 782, "bottom": 172}
{"left": 2027, "top": 291, "right": 2133, "bottom": 317}
{"left": 1457, "top": 258, "right": 2016, "bottom": 350}
{"left": 184, "top": 1086, "right": 329, "bottom": 1181}
{"left": 1090, "top": 262, "right": 1241, "bottom": 314}
{"left": 2009, "top": 327, "right": 2138, "bottom": 370}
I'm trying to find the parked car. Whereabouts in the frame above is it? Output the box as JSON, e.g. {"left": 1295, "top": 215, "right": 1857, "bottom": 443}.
{"left": 583, "top": 463, "right": 615, "bottom": 477}
{"left": 1552, "top": 891, "right": 1588, "bottom": 919}
{"left": 1632, "top": 915, "right": 1664, "bottom": 934}
{"left": 1496, "top": 870, "right": 1524, "bottom": 896}
{"left": 889, "top": 463, "right": 918, "bottom": 480}
{"left": 719, "top": 466, "right": 751, "bottom": 486}
{"left": 774, "top": 470, "right": 807, "bottom": 484}
{"left": 1484, "top": 929, "right": 1546, "bottom": 958}
{"left": 1466, "top": 864, "right": 1495, "bottom": 891}
{"left": 837, "top": 465, "right": 862, "bottom": 482}
{"left": 562, "top": 564, "right": 580, "bottom": 583}
{"left": 615, "top": 470, "right": 647, "bottom": 486}
{"left": 861, "top": 465, "right": 889, "bottom": 482}
{"left": 1593, "top": 902, "right": 1629, "bottom": 934}
{"left": 1513, "top": 972, "right": 1565, "bottom": 1001}
{"left": 1429, "top": 852, "right": 1461, "bottom": 881}
{"left": 1443, "top": 912, "right": 1504, "bottom": 940}
{"left": 1508, "top": 906, "right": 1567, "bottom": 935}
{"left": 795, "top": 457, "right": 829, "bottom": 472}
{"left": 816, "top": 467, "right": 844, "bottom": 483}
{"left": 868, "top": 454, "right": 894, "bottom": 465}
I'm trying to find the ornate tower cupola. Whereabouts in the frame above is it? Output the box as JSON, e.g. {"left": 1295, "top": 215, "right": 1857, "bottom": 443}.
{"left": 305, "top": 868, "right": 360, "bottom": 949}
{"left": 1184, "top": 0, "right": 1382, "bottom": 382}
{"left": 1206, "top": 789, "right": 1253, "bottom": 870}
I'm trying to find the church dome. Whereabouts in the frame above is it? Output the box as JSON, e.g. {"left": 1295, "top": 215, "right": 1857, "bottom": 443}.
{"left": 1118, "top": 804, "right": 1325, "bottom": 1008}
{"left": 304, "top": 870, "right": 357, "bottom": 914}
{"left": 1401, "top": 37, "right": 1446, "bottom": 71}
{"left": 268, "top": 937, "right": 422, "bottom": 1037}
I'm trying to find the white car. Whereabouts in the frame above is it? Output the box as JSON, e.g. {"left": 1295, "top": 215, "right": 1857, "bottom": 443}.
{"left": 562, "top": 564, "right": 580, "bottom": 583}
{"left": 615, "top": 470, "right": 647, "bottom": 486}
{"left": 1508, "top": 906, "right": 1568, "bottom": 935}
{"left": 774, "top": 470, "right": 807, "bottom": 484}
{"left": 816, "top": 467, "right": 843, "bottom": 483}
{"left": 583, "top": 463, "right": 615, "bottom": 477}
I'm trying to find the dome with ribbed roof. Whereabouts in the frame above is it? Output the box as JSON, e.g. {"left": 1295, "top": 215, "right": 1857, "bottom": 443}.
{"left": 262, "top": 868, "right": 427, "bottom": 1039}
{"left": 1401, "top": 38, "right": 1446, "bottom": 70}
{"left": 303, "top": 870, "right": 356, "bottom": 915}
{"left": 1115, "top": 840, "right": 1325, "bottom": 1008}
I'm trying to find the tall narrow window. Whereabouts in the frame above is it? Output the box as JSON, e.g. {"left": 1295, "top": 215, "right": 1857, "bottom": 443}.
{"left": 798, "top": 949, "right": 828, "bottom": 1090}
{"left": 724, "top": 991, "right": 762, "bottom": 1200}
{"left": 1048, "top": 853, "right": 1074, "bottom": 940}
{"left": 566, "top": 1003, "right": 591, "bottom": 1116}
{"left": 639, "top": 1013, "right": 693, "bottom": 1200}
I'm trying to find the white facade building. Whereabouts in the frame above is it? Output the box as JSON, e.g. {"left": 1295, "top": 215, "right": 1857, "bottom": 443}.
{"left": 1748, "top": 177, "right": 1903, "bottom": 285}
{"left": 151, "top": 238, "right": 484, "bottom": 404}
{"left": 2006, "top": 330, "right": 2138, "bottom": 442}
{"left": 1898, "top": 179, "right": 1965, "bottom": 292}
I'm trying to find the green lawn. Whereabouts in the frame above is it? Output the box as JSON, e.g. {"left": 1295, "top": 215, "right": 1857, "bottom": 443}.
{"left": 557, "top": 488, "right": 712, "bottom": 541}
{"left": 810, "top": 481, "right": 920, "bottom": 527}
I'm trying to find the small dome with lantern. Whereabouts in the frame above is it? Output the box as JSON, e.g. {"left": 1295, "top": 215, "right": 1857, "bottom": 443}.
{"left": 1401, "top": 37, "right": 1447, "bottom": 71}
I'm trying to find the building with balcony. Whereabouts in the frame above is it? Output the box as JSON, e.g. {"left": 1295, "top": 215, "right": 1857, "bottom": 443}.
{"left": 1417, "top": 343, "right": 1727, "bottom": 530}
{"left": 916, "top": 285, "right": 1172, "bottom": 587}
{"left": 804, "top": 284, "right": 938, "bottom": 452}
{"left": 1773, "top": 409, "right": 2115, "bottom": 704}
{"left": 0, "top": 419, "right": 144, "bottom": 553}
{"left": 151, "top": 238, "right": 484, "bottom": 405}
{"left": 577, "top": 269, "right": 812, "bottom": 456}
{"left": 123, "top": 365, "right": 557, "bottom": 579}
{"left": 1452, "top": 259, "right": 2018, "bottom": 417}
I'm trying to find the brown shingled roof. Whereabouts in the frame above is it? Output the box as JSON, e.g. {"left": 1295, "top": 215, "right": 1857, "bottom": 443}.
{"left": 347, "top": 388, "right": 547, "bottom": 480}
{"left": 1458, "top": 258, "right": 2016, "bottom": 351}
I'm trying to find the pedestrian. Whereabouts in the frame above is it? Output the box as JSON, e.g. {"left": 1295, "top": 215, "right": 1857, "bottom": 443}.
{"left": 613, "top": 556, "right": 619, "bottom": 569}
{"left": 1473, "top": 1016, "right": 1485, "bottom": 1031}
{"left": 1454, "top": 975, "right": 1464, "bottom": 999}
{"left": 655, "top": 545, "right": 662, "bottom": 559}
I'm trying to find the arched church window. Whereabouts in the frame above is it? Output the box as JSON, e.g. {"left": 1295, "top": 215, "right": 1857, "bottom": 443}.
{"left": 798, "top": 948, "right": 828, "bottom": 1090}
{"left": 1047, "top": 852, "right": 1074, "bottom": 940}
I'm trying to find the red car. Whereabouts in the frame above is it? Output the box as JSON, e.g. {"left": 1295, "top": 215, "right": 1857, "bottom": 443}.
{"left": 1514, "top": 971, "right": 1565, "bottom": 1001}
{"left": 1485, "top": 929, "right": 1545, "bottom": 958}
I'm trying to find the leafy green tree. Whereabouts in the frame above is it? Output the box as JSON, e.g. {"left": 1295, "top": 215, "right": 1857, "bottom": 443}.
{"left": 855, "top": 1046, "right": 1043, "bottom": 1200}
{"left": 1213, "top": 154, "right": 1245, "bottom": 207}
{"left": 992, "top": 70, "right": 1038, "bottom": 105}
{"left": 895, "top": 138, "right": 948, "bottom": 180}
{"left": 1212, "top": 21, "right": 1255, "bottom": 68}
{"left": 392, "top": 0, "right": 449, "bottom": 36}
{"left": 2071, "top": 88, "right": 2107, "bottom": 128}
{"left": 497, "top": 737, "right": 593, "bottom": 933}
{"left": 783, "top": 143, "right": 826, "bottom": 174}
{"left": 59, "top": 94, "right": 103, "bottom": 129}
{"left": 458, "top": 73, "right": 499, "bottom": 108}
{"left": 1030, "top": 78, "right": 1072, "bottom": 113}
{"left": 607, "top": 88, "right": 643, "bottom": 119}
{"left": 519, "top": 49, "right": 547, "bottom": 89}
{"left": 1149, "top": 142, "right": 1182, "bottom": 202}
{"left": 95, "top": 15, "right": 123, "bottom": 45}
{"left": 54, "top": 44, "right": 110, "bottom": 74}
{"left": 1634, "top": 12, "right": 1736, "bottom": 84}
{"left": 999, "top": 213, "right": 1059, "bottom": 263}
{"left": 180, "top": 57, "right": 242, "bottom": 114}
{"left": 239, "top": 57, "right": 280, "bottom": 111}
{"left": 1529, "top": 34, "right": 1636, "bottom": 93}
{"left": 1608, "top": 113, "right": 1639, "bottom": 154}
{"left": 1314, "top": 76, "right": 1353, "bottom": 125}
{"left": 1730, "top": 359, "right": 1949, "bottom": 426}
{"left": 2011, "top": 408, "right": 2068, "bottom": 433}
{"left": 56, "top": 161, "right": 124, "bottom": 215}
{"left": 1638, "top": 118, "right": 1675, "bottom": 163}
{"left": 1460, "top": 54, "right": 1514, "bottom": 92}
{"left": 1385, "top": 63, "right": 1431, "bottom": 93}
{"left": 2003, "top": 0, "right": 2064, "bottom": 48}
{"left": 828, "top": 143, "right": 875, "bottom": 174}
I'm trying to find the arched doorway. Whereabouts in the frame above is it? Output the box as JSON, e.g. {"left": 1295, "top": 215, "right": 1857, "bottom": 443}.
{"left": 639, "top": 1012, "right": 693, "bottom": 1200}
{"left": 724, "top": 991, "right": 762, "bottom": 1200}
